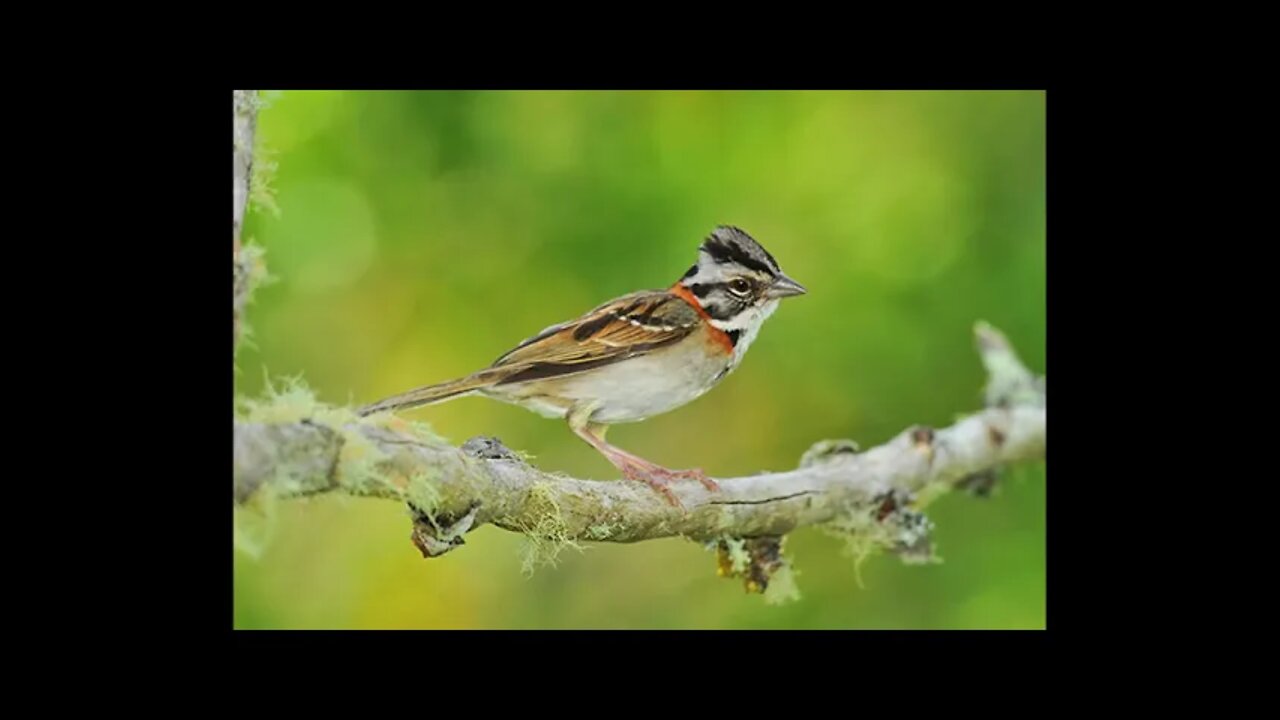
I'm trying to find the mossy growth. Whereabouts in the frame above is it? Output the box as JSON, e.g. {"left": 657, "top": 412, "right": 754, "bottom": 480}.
{"left": 237, "top": 374, "right": 354, "bottom": 427}
{"left": 821, "top": 490, "right": 940, "bottom": 586}
{"left": 712, "top": 536, "right": 802, "bottom": 604}
{"left": 249, "top": 143, "right": 280, "bottom": 218}
{"left": 763, "top": 563, "right": 801, "bottom": 606}
{"left": 516, "top": 482, "right": 583, "bottom": 576}
{"left": 233, "top": 242, "right": 272, "bottom": 356}
{"left": 234, "top": 485, "right": 278, "bottom": 559}
{"left": 234, "top": 375, "right": 453, "bottom": 555}
{"left": 799, "top": 439, "right": 862, "bottom": 468}
{"left": 335, "top": 423, "right": 395, "bottom": 497}
{"left": 405, "top": 471, "right": 444, "bottom": 529}
{"left": 237, "top": 374, "right": 443, "bottom": 441}
{"left": 239, "top": 90, "right": 283, "bottom": 219}
{"left": 585, "top": 520, "right": 619, "bottom": 541}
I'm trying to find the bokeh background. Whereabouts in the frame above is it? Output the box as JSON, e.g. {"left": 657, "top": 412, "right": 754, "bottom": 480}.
{"left": 234, "top": 90, "right": 1045, "bottom": 629}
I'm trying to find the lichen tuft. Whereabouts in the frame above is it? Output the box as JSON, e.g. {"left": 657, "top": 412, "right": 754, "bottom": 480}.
{"left": 517, "top": 482, "right": 583, "bottom": 575}
{"left": 249, "top": 144, "right": 280, "bottom": 218}
{"left": 799, "top": 439, "right": 862, "bottom": 468}
{"left": 763, "top": 563, "right": 802, "bottom": 605}
{"left": 233, "top": 488, "right": 278, "bottom": 559}
{"left": 713, "top": 536, "right": 801, "bottom": 603}
{"left": 821, "top": 490, "right": 940, "bottom": 585}
{"left": 585, "top": 521, "right": 618, "bottom": 540}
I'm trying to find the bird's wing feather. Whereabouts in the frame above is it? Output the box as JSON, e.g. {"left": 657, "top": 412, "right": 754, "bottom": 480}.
{"left": 489, "top": 290, "right": 700, "bottom": 383}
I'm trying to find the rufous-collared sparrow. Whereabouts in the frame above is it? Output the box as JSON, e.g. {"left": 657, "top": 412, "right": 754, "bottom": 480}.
{"left": 359, "top": 225, "right": 806, "bottom": 505}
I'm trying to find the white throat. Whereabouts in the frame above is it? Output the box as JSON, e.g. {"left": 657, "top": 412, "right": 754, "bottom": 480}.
{"left": 710, "top": 299, "right": 779, "bottom": 367}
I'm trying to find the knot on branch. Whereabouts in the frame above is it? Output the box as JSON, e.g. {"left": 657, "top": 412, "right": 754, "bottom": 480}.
{"left": 822, "top": 488, "right": 939, "bottom": 582}
{"left": 957, "top": 468, "right": 1000, "bottom": 498}
{"left": 873, "top": 489, "right": 937, "bottom": 564}
{"left": 976, "top": 321, "right": 1045, "bottom": 410}
{"left": 906, "top": 425, "right": 937, "bottom": 464}
{"left": 799, "top": 439, "right": 862, "bottom": 468}
{"left": 410, "top": 502, "right": 480, "bottom": 558}
{"left": 958, "top": 322, "right": 1046, "bottom": 494}
{"left": 462, "top": 436, "right": 526, "bottom": 463}
{"left": 713, "top": 536, "right": 801, "bottom": 604}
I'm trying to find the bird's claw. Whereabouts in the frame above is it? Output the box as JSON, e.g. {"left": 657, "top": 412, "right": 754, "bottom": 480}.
{"left": 618, "top": 463, "right": 719, "bottom": 507}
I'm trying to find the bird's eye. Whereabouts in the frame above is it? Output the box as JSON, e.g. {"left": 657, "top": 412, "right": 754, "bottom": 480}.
{"left": 728, "top": 279, "right": 751, "bottom": 297}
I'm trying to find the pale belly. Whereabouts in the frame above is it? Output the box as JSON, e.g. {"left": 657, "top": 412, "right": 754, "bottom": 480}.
{"left": 482, "top": 335, "right": 733, "bottom": 424}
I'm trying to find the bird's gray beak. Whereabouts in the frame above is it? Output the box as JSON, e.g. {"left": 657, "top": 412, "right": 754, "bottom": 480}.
{"left": 767, "top": 274, "right": 807, "bottom": 299}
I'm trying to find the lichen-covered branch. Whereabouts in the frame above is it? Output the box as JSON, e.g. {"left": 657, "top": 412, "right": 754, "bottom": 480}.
{"left": 233, "top": 90, "right": 259, "bottom": 351}
{"left": 234, "top": 322, "right": 1045, "bottom": 577}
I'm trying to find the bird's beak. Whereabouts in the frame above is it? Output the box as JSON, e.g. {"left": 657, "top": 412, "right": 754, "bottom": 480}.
{"left": 767, "top": 274, "right": 807, "bottom": 299}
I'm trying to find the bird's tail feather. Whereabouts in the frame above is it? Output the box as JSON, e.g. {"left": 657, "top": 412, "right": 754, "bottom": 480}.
{"left": 357, "top": 370, "right": 506, "bottom": 417}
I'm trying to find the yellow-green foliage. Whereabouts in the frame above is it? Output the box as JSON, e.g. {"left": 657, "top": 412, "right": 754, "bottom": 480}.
{"left": 517, "top": 482, "right": 583, "bottom": 576}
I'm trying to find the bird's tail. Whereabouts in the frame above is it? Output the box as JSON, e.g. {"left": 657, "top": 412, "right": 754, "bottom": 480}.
{"left": 357, "top": 369, "right": 508, "bottom": 417}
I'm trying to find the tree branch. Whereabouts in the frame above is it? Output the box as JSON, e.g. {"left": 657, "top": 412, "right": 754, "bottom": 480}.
{"left": 233, "top": 322, "right": 1045, "bottom": 568}
{"left": 233, "top": 90, "right": 259, "bottom": 351}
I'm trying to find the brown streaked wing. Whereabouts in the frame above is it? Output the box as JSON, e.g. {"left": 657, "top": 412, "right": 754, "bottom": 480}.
{"left": 488, "top": 290, "right": 700, "bottom": 384}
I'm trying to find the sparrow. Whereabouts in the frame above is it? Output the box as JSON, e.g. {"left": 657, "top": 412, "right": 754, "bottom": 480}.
{"left": 358, "top": 225, "right": 807, "bottom": 505}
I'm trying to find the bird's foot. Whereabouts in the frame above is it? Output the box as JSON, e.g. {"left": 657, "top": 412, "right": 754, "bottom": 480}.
{"left": 663, "top": 467, "right": 720, "bottom": 492}
{"left": 615, "top": 459, "right": 719, "bottom": 507}
{"left": 619, "top": 464, "right": 682, "bottom": 507}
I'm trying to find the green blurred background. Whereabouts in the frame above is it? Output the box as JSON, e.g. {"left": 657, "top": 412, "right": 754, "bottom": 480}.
{"left": 234, "top": 90, "right": 1045, "bottom": 629}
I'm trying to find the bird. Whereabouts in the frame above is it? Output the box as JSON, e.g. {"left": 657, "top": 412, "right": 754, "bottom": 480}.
{"left": 358, "top": 225, "right": 807, "bottom": 505}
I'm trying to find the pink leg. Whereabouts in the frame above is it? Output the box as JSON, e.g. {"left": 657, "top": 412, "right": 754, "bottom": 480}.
{"left": 570, "top": 420, "right": 719, "bottom": 506}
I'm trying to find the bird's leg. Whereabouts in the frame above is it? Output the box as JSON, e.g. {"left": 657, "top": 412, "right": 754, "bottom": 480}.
{"left": 566, "top": 409, "right": 719, "bottom": 506}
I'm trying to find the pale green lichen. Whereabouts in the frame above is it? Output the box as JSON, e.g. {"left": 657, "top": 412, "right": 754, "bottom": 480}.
{"left": 723, "top": 537, "right": 750, "bottom": 574}
{"left": 233, "top": 487, "right": 278, "bottom": 559}
{"left": 712, "top": 505, "right": 736, "bottom": 532}
{"left": 236, "top": 374, "right": 351, "bottom": 427}
{"left": 711, "top": 536, "right": 801, "bottom": 604}
{"left": 406, "top": 472, "right": 443, "bottom": 528}
{"left": 821, "top": 507, "right": 891, "bottom": 588}
{"left": 334, "top": 424, "right": 393, "bottom": 496}
{"left": 517, "top": 482, "right": 583, "bottom": 575}
{"left": 585, "top": 521, "right": 618, "bottom": 540}
{"left": 234, "top": 376, "right": 453, "bottom": 559}
{"left": 822, "top": 492, "right": 940, "bottom": 586}
{"left": 249, "top": 147, "right": 280, "bottom": 218}
{"left": 763, "top": 563, "right": 802, "bottom": 605}
{"left": 799, "top": 439, "right": 862, "bottom": 468}
{"left": 236, "top": 89, "right": 280, "bottom": 217}
{"left": 237, "top": 375, "right": 441, "bottom": 442}
{"left": 234, "top": 242, "right": 272, "bottom": 356}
